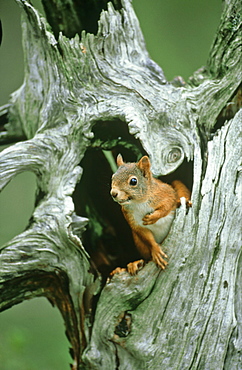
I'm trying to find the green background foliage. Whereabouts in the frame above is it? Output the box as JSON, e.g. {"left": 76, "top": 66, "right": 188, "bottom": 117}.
{"left": 0, "top": 0, "right": 221, "bottom": 368}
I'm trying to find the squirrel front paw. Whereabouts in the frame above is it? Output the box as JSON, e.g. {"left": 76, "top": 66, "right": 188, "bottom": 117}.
{"left": 142, "top": 212, "right": 159, "bottom": 225}
{"left": 177, "top": 196, "right": 192, "bottom": 208}
{"left": 151, "top": 249, "right": 168, "bottom": 270}
{"left": 110, "top": 260, "right": 145, "bottom": 277}
{"left": 110, "top": 267, "right": 126, "bottom": 276}
{"left": 127, "top": 259, "right": 145, "bottom": 275}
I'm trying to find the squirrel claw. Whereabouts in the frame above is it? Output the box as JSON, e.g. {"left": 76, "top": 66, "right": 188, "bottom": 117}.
{"left": 110, "top": 267, "right": 126, "bottom": 276}
{"left": 152, "top": 251, "right": 168, "bottom": 270}
{"left": 109, "top": 260, "right": 145, "bottom": 277}
{"left": 127, "top": 259, "right": 145, "bottom": 275}
{"left": 187, "top": 200, "right": 192, "bottom": 207}
{"left": 178, "top": 197, "right": 192, "bottom": 208}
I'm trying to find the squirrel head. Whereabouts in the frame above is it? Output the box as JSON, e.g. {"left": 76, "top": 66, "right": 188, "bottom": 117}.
{"left": 110, "top": 154, "right": 152, "bottom": 205}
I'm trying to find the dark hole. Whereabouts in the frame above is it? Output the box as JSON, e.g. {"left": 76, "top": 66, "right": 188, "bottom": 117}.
{"left": 73, "top": 119, "right": 193, "bottom": 279}
{"left": 42, "top": 0, "right": 123, "bottom": 39}
{"left": 211, "top": 84, "right": 241, "bottom": 135}
{"left": 73, "top": 148, "right": 140, "bottom": 278}
{"left": 114, "top": 312, "right": 132, "bottom": 337}
{"left": 73, "top": 119, "right": 146, "bottom": 278}
{"left": 158, "top": 158, "right": 193, "bottom": 194}
{"left": 90, "top": 118, "right": 145, "bottom": 159}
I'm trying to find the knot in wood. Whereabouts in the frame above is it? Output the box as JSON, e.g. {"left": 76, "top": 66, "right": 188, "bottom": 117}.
{"left": 167, "top": 147, "right": 182, "bottom": 163}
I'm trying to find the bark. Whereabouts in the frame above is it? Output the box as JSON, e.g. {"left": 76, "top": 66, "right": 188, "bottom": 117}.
{"left": 0, "top": 0, "right": 241, "bottom": 369}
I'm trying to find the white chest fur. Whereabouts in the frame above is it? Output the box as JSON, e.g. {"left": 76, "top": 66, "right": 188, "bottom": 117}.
{"left": 127, "top": 202, "right": 175, "bottom": 244}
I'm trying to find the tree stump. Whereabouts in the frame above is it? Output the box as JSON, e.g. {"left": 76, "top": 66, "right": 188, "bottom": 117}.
{"left": 0, "top": 0, "right": 241, "bottom": 368}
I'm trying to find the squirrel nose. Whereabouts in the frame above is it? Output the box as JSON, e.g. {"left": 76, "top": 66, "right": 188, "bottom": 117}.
{"left": 111, "top": 189, "right": 118, "bottom": 198}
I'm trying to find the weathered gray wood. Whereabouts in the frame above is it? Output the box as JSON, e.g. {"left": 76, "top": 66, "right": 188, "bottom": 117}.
{"left": 0, "top": 0, "right": 241, "bottom": 369}
{"left": 82, "top": 111, "right": 241, "bottom": 369}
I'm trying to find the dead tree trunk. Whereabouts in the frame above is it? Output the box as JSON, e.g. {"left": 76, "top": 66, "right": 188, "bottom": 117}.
{"left": 0, "top": 0, "right": 241, "bottom": 369}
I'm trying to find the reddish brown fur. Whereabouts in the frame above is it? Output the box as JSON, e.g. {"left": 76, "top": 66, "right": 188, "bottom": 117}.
{"left": 110, "top": 155, "right": 191, "bottom": 275}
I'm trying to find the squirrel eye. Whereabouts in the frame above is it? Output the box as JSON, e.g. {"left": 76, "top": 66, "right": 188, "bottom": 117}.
{"left": 129, "top": 177, "right": 137, "bottom": 186}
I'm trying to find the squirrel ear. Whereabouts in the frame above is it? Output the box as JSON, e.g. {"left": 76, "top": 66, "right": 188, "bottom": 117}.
{"left": 117, "top": 154, "right": 124, "bottom": 167}
{"left": 137, "top": 156, "right": 151, "bottom": 177}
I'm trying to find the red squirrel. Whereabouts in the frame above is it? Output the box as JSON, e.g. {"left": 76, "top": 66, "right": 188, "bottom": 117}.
{"left": 110, "top": 154, "right": 191, "bottom": 275}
